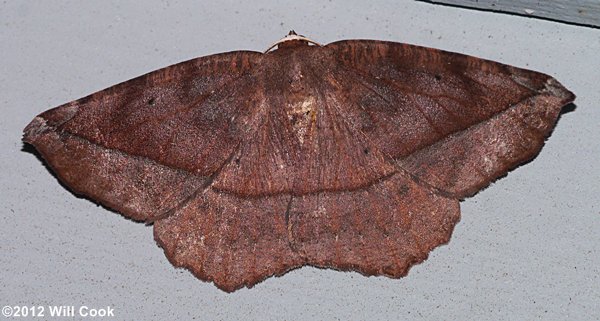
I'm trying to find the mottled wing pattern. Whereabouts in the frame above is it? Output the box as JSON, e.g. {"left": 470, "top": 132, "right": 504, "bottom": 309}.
{"left": 154, "top": 190, "right": 302, "bottom": 292}
{"left": 154, "top": 46, "right": 458, "bottom": 291}
{"left": 23, "top": 51, "right": 263, "bottom": 221}
{"left": 326, "top": 40, "right": 574, "bottom": 198}
{"left": 211, "top": 48, "right": 396, "bottom": 197}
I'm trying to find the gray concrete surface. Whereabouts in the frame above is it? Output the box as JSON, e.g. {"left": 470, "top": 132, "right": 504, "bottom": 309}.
{"left": 1, "top": 1, "right": 598, "bottom": 320}
{"left": 423, "top": 0, "right": 600, "bottom": 27}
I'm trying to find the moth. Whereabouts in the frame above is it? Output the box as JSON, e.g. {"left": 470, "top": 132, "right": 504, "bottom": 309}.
{"left": 23, "top": 31, "right": 574, "bottom": 291}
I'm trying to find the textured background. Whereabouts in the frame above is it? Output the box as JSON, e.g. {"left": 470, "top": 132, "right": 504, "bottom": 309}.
{"left": 1, "top": 1, "right": 599, "bottom": 320}
{"left": 421, "top": 0, "right": 600, "bottom": 27}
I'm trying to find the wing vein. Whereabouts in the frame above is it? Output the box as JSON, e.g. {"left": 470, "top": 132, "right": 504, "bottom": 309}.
{"left": 333, "top": 62, "right": 539, "bottom": 161}
{"left": 106, "top": 73, "right": 249, "bottom": 137}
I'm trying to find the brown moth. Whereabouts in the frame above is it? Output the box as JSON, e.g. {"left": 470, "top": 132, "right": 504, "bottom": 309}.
{"left": 23, "top": 31, "right": 575, "bottom": 292}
